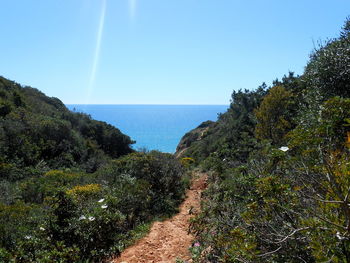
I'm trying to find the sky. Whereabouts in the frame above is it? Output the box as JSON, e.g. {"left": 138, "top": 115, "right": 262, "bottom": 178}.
{"left": 0, "top": 1, "right": 349, "bottom": 105}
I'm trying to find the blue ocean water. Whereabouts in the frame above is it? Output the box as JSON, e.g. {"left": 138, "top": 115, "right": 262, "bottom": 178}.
{"left": 66, "top": 105, "right": 228, "bottom": 153}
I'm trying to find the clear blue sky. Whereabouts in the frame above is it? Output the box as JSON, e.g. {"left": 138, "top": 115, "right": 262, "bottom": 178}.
{"left": 0, "top": 1, "right": 349, "bottom": 104}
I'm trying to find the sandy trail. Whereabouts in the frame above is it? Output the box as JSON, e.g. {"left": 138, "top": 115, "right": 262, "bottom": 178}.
{"left": 111, "top": 173, "right": 207, "bottom": 263}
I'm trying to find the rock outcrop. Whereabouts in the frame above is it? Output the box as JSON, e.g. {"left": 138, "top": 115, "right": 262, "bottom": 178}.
{"left": 175, "top": 120, "right": 214, "bottom": 158}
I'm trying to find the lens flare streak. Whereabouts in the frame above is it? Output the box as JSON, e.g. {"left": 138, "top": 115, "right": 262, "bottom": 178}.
{"left": 128, "top": 0, "right": 136, "bottom": 21}
{"left": 86, "top": 0, "right": 107, "bottom": 104}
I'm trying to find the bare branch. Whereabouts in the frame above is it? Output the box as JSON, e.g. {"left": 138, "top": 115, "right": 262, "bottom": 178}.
{"left": 344, "top": 186, "right": 350, "bottom": 203}
{"left": 233, "top": 257, "right": 250, "bottom": 263}
{"left": 257, "top": 246, "right": 282, "bottom": 257}
{"left": 311, "top": 212, "right": 346, "bottom": 230}
{"left": 310, "top": 196, "right": 344, "bottom": 204}
{"left": 273, "top": 227, "right": 310, "bottom": 244}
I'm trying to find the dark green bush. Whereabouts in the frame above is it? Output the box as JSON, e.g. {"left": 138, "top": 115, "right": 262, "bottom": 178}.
{"left": 0, "top": 151, "right": 185, "bottom": 262}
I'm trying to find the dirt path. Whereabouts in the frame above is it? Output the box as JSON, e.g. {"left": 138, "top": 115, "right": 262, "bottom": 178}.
{"left": 111, "top": 173, "right": 207, "bottom": 263}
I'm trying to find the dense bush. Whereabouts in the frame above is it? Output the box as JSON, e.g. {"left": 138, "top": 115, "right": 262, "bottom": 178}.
{"left": 254, "top": 86, "right": 294, "bottom": 145}
{"left": 186, "top": 18, "right": 350, "bottom": 263}
{"left": 179, "top": 86, "right": 267, "bottom": 164}
{"left": 0, "top": 151, "right": 185, "bottom": 262}
{"left": 0, "top": 76, "right": 134, "bottom": 174}
{"left": 0, "top": 78, "right": 186, "bottom": 262}
{"left": 304, "top": 21, "right": 350, "bottom": 99}
{"left": 99, "top": 151, "right": 185, "bottom": 216}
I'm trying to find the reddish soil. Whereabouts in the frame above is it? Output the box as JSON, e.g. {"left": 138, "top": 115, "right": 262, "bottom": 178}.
{"left": 111, "top": 173, "right": 207, "bottom": 263}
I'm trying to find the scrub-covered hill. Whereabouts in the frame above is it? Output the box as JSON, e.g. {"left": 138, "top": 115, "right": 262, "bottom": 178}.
{"left": 0, "top": 77, "right": 187, "bottom": 262}
{"left": 179, "top": 18, "right": 350, "bottom": 262}
{"left": 0, "top": 76, "right": 134, "bottom": 175}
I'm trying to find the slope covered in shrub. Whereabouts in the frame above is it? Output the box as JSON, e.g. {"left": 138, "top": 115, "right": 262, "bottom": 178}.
{"left": 0, "top": 78, "right": 187, "bottom": 262}
{"left": 184, "top": 18, "right": 350, "bottom": 262}
{"left": 0, "top": 76, "right": 134, "bottom": 175}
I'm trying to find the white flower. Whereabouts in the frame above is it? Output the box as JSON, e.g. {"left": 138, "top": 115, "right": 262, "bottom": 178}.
{"left": 101, "top": 205, "right": 108, "bottom": 209}
{"left": 39, "top": 227, "right": 45, "bottom": 231}
{"left": 25, "top": 235, "right": 32, "bottom": 240}
{"left": 88, "top": 216, "right": 95, "bottom": 221}
{"left": 336, "top": 232, "right": 345, "bottom": 240}
{"left": 98, "top": 198, "right": 105, "bottom": 203}
{"left": 279, "top": 146, "right": 289, "bottom": 152}
{"left": 79, "top": 215, "right": 86, "bottom": 221}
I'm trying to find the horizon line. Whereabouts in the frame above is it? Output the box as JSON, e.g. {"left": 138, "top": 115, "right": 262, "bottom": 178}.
{"left": 65, "top": 103, "right": 230, "bottom": 106}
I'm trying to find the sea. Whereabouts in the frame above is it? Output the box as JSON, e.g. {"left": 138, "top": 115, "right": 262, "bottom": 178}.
{"left": 66, "top": 105, "right": 228, "bottom": 153}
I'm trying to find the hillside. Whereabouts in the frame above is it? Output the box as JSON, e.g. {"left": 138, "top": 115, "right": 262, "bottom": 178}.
{"left": 0, "top": 76, "right": 134, "bottom": 175}
{"left": 175, "top": 120, "right": 215, "bottom": 158}
{"left": 1, "top": 15, "right": 350, "bottom": 263}
{"left": 0, "top": 77, "right": 187, "bottom": 262}
{"left": 179, "top": 18, "right": 350, "bottom": 262}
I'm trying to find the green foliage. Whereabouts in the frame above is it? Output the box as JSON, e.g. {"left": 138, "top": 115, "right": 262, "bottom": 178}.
{"left": 0, "top": 75, "right": 134, "bottom": 173}
{"left": 304, "top": 18, "right": 350, "bottom": 99}
{"left": 104, "top": 151, "right": 185, "bottom": 216}
{"left": 180, "top": 157, "right": 195, "bottom": 168}
{"left": 187, "top": 17, "right": 350, "bottom": 263}
{"left": 289, "top": 97, "right": 350, "bottom": 161}
{"left": 255, "top": 86, "right": 294, "bottom": 145}
{"left": 0, "top": 99, "right": 12, "bottom": 117}
{"left": 0, "top": 202, "right": 35, "bottom": 249}
{"left": 1, "top": 16, "right": 350, "bottom": 263}
{"left": 0, "top": 76, "right": 187, "bottom": 262}
{"left": 180, "top": 86, "right": 267, "bottom": 164}
{"left": 0, "top": 150, "right": 185, "bottom": 262}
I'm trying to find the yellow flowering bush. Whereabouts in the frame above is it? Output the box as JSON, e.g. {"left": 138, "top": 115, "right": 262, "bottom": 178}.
{"left": 180, "top": 157, "right": 195, "bottom": 168}
{"left": 66, "top": 184, "right": 101, "bottom": 200}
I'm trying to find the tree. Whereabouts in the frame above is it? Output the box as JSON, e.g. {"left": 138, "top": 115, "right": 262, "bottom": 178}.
{"left": 304, "top": 18, "right": 350, "bottom": 99}
{"left": 255, "top": 86, "right": 293, "bottom": 145}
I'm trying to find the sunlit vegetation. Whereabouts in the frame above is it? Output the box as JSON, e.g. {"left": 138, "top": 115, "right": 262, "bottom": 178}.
{"left": 0, "top": 151, "right": 186, "bottom": 262}
{"left": 181, "top": 18, "right": 350, "bottom": 262}
{"left": 1, "top": 14, "right": 350, "bottom": 263}
{"left": 0, "top": 78, "right": 186, "bottom": 262}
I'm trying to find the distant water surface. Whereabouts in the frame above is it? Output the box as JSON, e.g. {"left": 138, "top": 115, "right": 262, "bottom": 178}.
{"left": 66, "top": 105, "right": 228, "bottom": 153}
